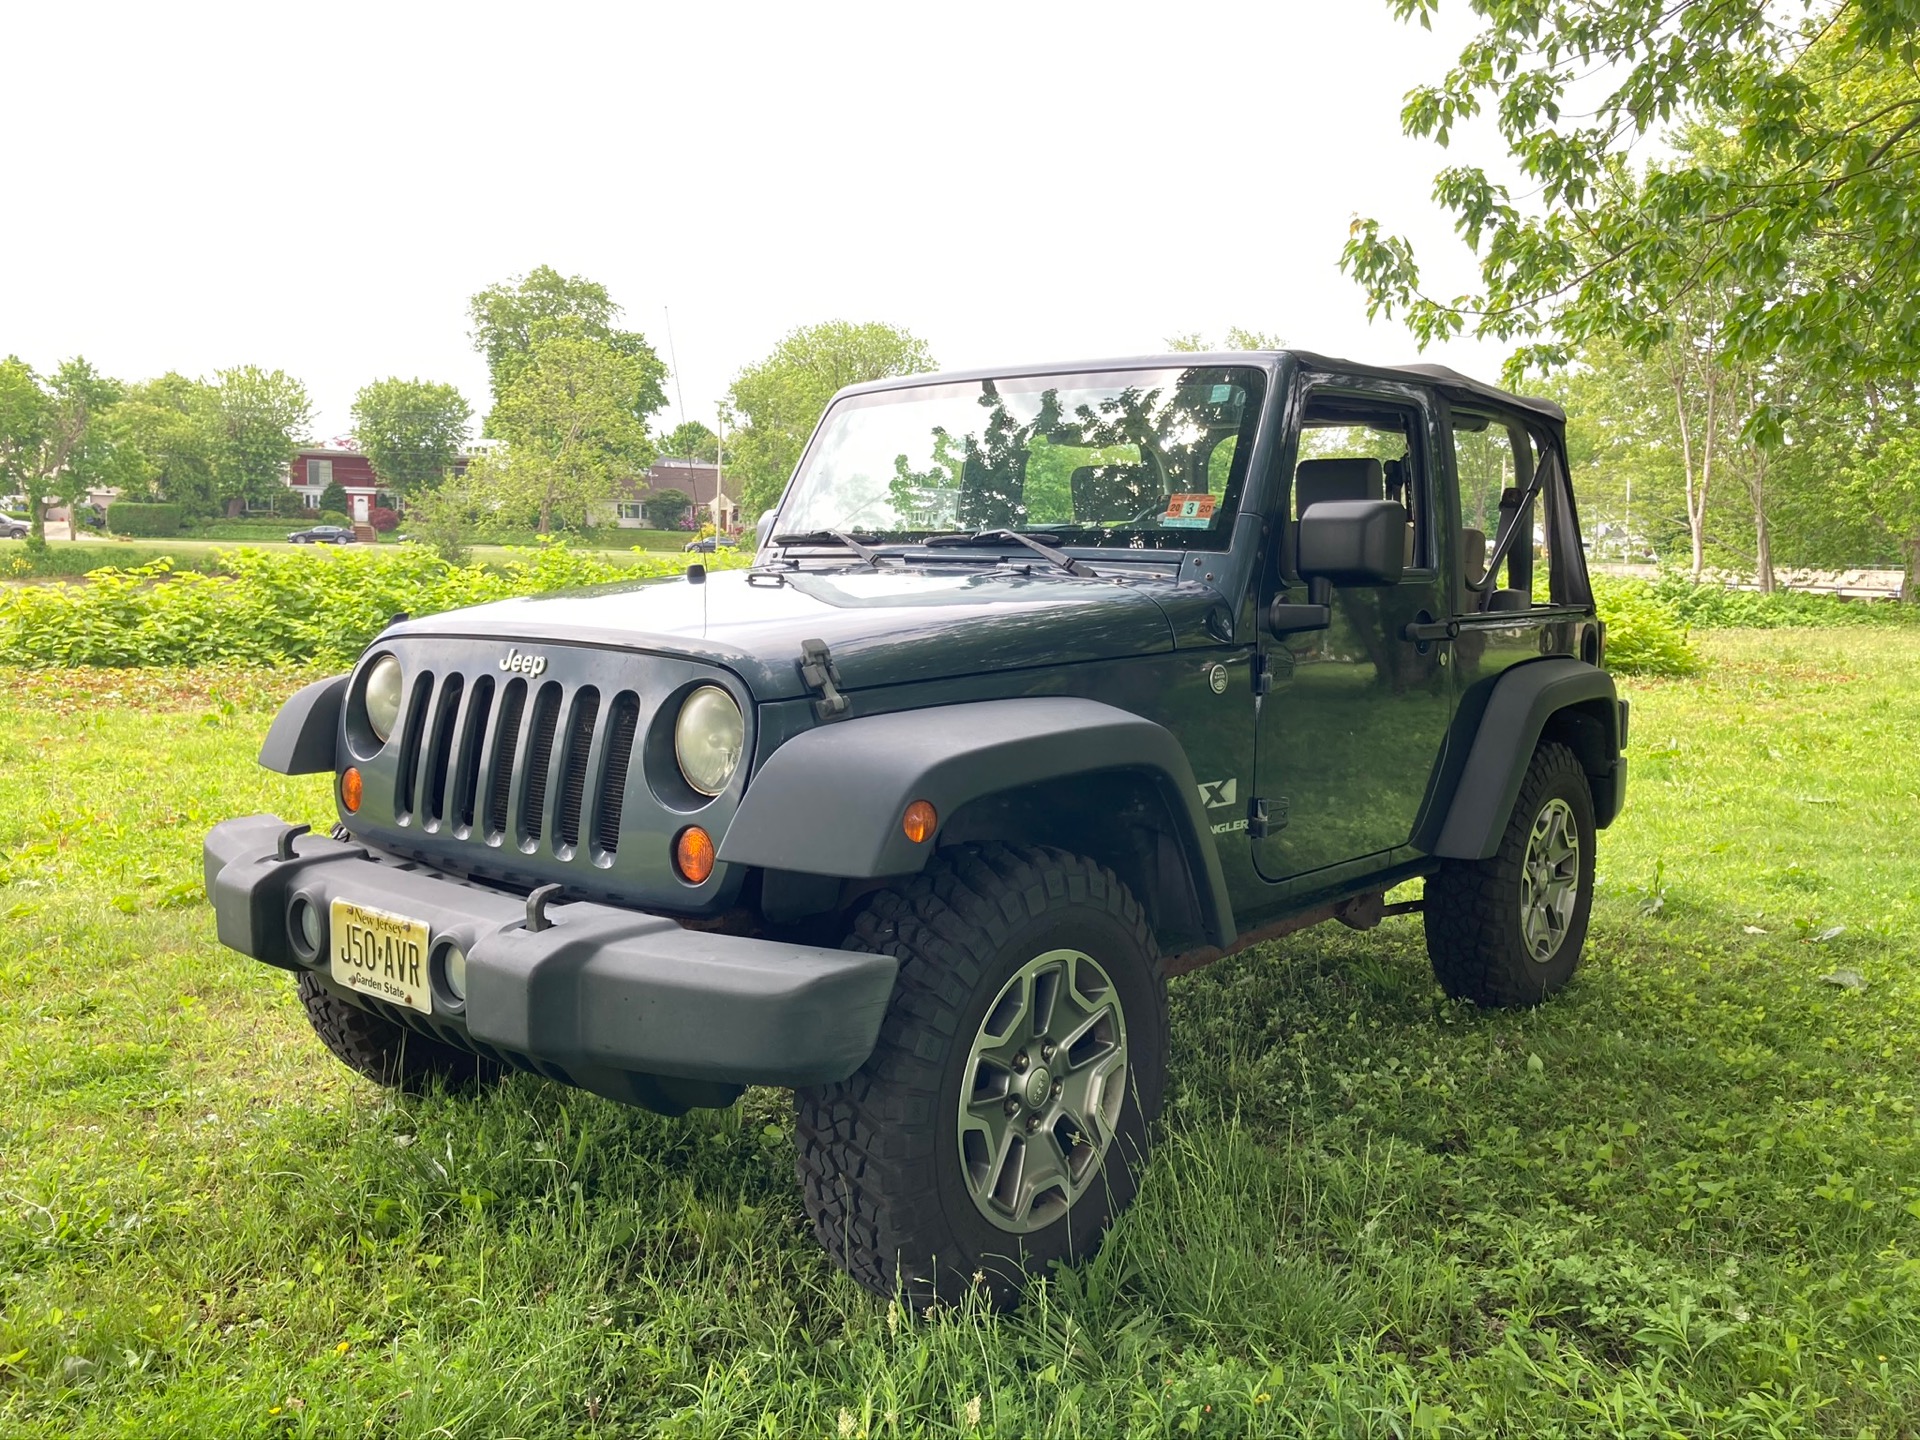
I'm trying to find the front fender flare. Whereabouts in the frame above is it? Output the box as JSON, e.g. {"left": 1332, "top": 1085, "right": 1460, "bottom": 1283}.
{"left": 717, "top": 697, "right": 1235, "bottom": 948}
{"left": 258, "top": 675, "right": 347, "bottom": 776}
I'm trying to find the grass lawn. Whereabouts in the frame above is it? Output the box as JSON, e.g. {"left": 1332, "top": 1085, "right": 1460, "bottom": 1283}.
{"left": 1, "top": 536, "right": 694, "bottom": 577}
{"left": 2, "top": 631, "right": 1917, "bottom": 1436}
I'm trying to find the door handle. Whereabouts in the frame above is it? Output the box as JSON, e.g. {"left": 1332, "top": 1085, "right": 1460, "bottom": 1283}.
{"left": 1402, "top": 615, "right": 1459, "bottom": 643}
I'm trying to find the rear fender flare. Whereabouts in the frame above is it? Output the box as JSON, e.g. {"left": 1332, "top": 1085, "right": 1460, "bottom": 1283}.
{"left": 716, "top": 697, "right": 1236, "bottom": 949}
{"left": 1429, "top": 658, "right": 1624, "bottom": 860}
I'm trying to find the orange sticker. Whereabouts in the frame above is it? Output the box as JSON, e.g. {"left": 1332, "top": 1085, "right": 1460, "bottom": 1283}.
{"left": 1162, "top": 493, "right": 1216, "bottom": 528}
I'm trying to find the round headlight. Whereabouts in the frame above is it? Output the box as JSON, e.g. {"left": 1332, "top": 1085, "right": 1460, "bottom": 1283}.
{"left": 364, "top": 655, "right": 403, "bottom": 743}
{"left": 674, "top": 686, "right": 744, "bottom": 797}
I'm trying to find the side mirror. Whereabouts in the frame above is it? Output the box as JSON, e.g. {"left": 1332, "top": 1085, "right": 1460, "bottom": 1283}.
{"left": 754, "top": 508, "right": 778, "bottom": 551}
{"left": 1297, "top": 499, "right": 1407, "bottom": 587}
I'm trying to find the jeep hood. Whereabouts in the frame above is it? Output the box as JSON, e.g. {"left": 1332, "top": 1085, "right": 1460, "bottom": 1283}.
{"left": 385, "top": 567, "right": 1196, "bottom": 700}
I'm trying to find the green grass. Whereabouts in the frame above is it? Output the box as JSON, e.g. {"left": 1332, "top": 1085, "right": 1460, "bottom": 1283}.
{"left": 3, "top": 633, "right": 1918, "bottom": 1436}
{"left": 1, "top": 534, "right": 694, "bottom": 578}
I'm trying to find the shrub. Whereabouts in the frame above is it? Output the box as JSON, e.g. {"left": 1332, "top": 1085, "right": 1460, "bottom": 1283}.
{"left": 105, "top": 502, "right": 184, "bottom": 538}
{"left": 0, "top": 544, "right": 753, "bottom": 667}
{"left": 1647, "top": 572, "right": 1919, "bottom": 628}
{"left": 318, "top": 510, "right": 352, "bottom": 525}
{"left": 367, "top": 506, "right": 399, "bottom": 533}
{"left": 1592, "top": 578, "right": 1704, "bottom": 677}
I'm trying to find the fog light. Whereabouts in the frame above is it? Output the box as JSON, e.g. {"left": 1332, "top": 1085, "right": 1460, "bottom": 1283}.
{"left": 674, "top": 825, "right": 716, "bottom": 884}
{"left": 902, "top": 799, "right": 937, "bottom": 844}
{"left": 290, "top": 897, "right": 322, "bottom": 957}
{"left": 438, "top": 942, "right": 467, "bottom": 1003}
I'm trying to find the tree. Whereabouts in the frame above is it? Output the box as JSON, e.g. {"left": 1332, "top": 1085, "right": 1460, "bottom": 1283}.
{"left": 1165, "top": 328, "right": 1288, "bottom": 352}
{"left": 318, "top": 479, "right": 350, "bottom": 515}
{"left": 648, "top": 486, "right": 692, "bottom": 531}
{"left": 1847, "top": 431, "right": 1920, "bottom": 601}
{"left": 213, "top": 366, "right": 312, "bottom": 510}
{"left": 351, "top": 378, "right": 471, "bottom": 494}
{"left": 0, "top": 356, "right": 125, "bottom": 542}
{"left": 1345, "top": 3, "right": 1920, "bottom": 386}
{"left": 486, "top": 325, "right": 658, "bottom": 533}
{"left": 406, "top": 472, "right": 490, "bottom": 564}
{"left": 467, "top": 266, "right": 668, "bottom": 432}
{"left": 660, "top": 420, "right": 719, "bottom": 462}
{"left": 727, "top": 321, "right": 936, "bottom": 518}
{"left": 114, "top": 374, "right": 224, "bottom": 514}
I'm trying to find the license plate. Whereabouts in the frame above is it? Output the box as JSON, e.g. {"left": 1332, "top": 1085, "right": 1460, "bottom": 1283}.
{"left": 329, "top": 898, "right": 433, "bottom": 1014}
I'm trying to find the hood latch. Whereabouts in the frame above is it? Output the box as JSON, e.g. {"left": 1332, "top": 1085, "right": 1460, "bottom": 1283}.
{"left": 798, "top": 638, "right": 851, "bottom": 721}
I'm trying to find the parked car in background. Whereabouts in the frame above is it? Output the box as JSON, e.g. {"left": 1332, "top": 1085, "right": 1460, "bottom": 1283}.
{"left": 1, "top": 518, "right": 28, "bottom": 540}
{"left": 287, "top": 525, "right": 359, "bottom": 545}
{"left": 683, "top": 534, "right": 740, "bottom": 553}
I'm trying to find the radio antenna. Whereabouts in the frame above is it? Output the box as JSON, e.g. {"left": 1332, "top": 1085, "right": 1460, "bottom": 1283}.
{"left": 663, "top": 306, "right": 687, "bottom": 430}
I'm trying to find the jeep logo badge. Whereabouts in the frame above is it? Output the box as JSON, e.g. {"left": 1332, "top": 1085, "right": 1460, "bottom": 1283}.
{"left": 500, "top": 648, "right": 548, "bottom": 677}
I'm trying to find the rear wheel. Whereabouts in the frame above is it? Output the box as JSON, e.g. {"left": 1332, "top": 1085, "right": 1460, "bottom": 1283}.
{"left": 794, "top": 844, "right": 1167, "bottom": 1308}
{"left": 296, "top": 973, "right": 501, "bottom": 1093}
{"left": 1424, "top": 741, "right": 1596, "bottom": 1007}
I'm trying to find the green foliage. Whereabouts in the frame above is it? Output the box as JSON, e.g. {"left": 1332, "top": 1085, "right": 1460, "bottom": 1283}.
{"left": 484, "top": 327, "right": 659, "bottom": 533}
{"left": 1647, "top": 572, "right": 1920, "bottom": 629}
{"left": 1592, "top": 577, "right": 1703, "bottom": 676}
{"left": 1165, "top": 327, "right": 1287, "bottom": 352}
{"left": 646, "top": 485, "right": 691, "bottom": 531}
{"left": 727, "top": 320, "right": 936, "bottom": 518}
{"left": 6, "top": 631, "right": 1920, "bottom": 1433}
{"left": 0, "top": 355, "right": 126, "bottom": 542}
{"left": 104, "top": 502, "right": 183, "bottom": 538}
{"left": 112, "top": 373, "right": 224, "bottom": 514}
{"left": 467, "top": 266, "right": 667, "bottom": 431}
{"left": 211, "top": 366, "right": 312, "bottom": 508}
{"left": 660, "top": 419, "right": 719, "bottom": 462}
{"left": 350, "top": 377, "right": 471, "bottom": 494}
{"left": 0, "top": 544, "right": 749, "bottom": 667}
{"left": 1350, "top": 3, "right": 1920, "bottom": 387}
{"left": 318, "top": 478, "right": 350, "bottom": 514}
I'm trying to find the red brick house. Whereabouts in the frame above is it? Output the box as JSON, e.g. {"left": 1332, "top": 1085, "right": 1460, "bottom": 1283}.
{"left": 282, "top": 445, "right": 392, "bottom": 522}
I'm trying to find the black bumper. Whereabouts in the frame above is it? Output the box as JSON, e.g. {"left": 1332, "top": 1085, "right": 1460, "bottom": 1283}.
{"left": 204, "top": 815, "right": 897, "bottom": 1105}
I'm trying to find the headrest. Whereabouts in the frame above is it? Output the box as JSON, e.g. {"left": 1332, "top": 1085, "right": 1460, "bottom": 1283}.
{"left": 1295, "top": 458, "right": 1384, "bottom": 514}
{"left": 1461, "top": 526, "right": 1487, "bottom": 579}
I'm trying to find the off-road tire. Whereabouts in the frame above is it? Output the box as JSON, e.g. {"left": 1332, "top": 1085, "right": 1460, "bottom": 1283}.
{"left": 1424, "top": 740, "right": 1596, "bottom": 1007}
{"left": 794, "top": 844, "right": 1168, "bottom": 1308}
{"left": 296, "top": 972, "right": 502, "bottom": 1093}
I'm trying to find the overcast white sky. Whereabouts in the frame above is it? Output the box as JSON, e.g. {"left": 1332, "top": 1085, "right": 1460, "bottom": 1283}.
{"left": 1, "top": 0, "right": 1513, "bottom": 441}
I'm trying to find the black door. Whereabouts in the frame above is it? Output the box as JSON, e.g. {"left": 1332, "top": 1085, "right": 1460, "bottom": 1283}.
{"left": 1252, "top": 382, "right": 1455, "bottom": 883}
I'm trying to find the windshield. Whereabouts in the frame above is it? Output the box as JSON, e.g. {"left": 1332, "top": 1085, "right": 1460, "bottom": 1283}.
{"left": 776, "top": 365, "right": 1266, "bottom": 549}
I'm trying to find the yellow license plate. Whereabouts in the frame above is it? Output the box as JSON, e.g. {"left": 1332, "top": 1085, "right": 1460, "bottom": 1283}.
{"left": 329, "top": 898, "right": 432, "bottom": 1014}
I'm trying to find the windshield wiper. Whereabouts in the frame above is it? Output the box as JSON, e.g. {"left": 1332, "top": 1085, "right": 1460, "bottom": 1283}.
{"left": 924, "top": 529, "right": 1097, "bottom": 578}
{"left": 771, "top": 529, "right": 885, "bottom": 569}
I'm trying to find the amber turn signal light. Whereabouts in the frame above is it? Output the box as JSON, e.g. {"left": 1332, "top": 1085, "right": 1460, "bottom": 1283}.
{"left": 340, "top": 766, "right": 363, "bottom": 813}
{"left": 674, "top": 825, "right": 716, "bottom": 884}
{"left": 902, "top": 799, "right": 937, "bottom": 845}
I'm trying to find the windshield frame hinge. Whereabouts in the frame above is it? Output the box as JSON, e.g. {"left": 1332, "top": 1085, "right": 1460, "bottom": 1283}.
{"left": 798, "top": 638, "right": 851, "bottom": 721}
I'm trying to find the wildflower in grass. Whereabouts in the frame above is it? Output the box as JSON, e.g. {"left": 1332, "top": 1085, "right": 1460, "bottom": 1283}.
{"left": 963, "top": 1394, "right": 982, "bottom": 1427}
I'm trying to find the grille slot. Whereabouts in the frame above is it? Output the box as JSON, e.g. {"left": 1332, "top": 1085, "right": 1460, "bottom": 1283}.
{"left": 423, "top": 675, "right": 463, "bottom": 827}
{"left": 522, "top": 682, "right": 562, "bottom": 846}
{"left": 451, "top": 675, "right": 494, "bottom": 835}
{"left": 487, "top": 678, "right": 527, "bottom": 840}
{"left": 556, "top": 687, "right": 600, "bottom": 854}
{"left": 595, "top": 692, "right": 640, "bottom": 858}
{"left": 393, "top": 672, "right": 435, "bottom": 820}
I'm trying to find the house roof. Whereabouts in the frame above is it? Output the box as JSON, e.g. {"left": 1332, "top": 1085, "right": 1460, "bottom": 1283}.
{"left": 630, "top": 459, "right": 734, "bottom": 507}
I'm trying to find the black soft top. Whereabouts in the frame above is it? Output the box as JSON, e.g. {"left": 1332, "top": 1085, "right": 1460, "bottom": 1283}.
{"left": 834, "top": 350, "right": 1566, "bottom": 426}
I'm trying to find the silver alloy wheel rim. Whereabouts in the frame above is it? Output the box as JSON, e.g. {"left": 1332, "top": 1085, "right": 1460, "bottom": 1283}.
{"left": 1521, "top": 796, "right": 1581, "bottom": 962}
{"left": 956, "top": 948, "right": 1130, "bottom": 1234}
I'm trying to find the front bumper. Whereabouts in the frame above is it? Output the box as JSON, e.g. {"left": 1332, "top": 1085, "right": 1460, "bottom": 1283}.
{"left": 204, "top": 815, "right": 897, "bottom": 1107}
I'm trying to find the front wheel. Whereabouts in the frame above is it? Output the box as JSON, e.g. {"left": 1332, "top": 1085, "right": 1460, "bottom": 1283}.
{"left": 795, "top": 844, "right": 1167, "bottom": 1308}
{"left": 296, "top": 973, "right": 502, "bottom": 1093}
{"left": 1424, "top": 741, "right": 1597, "bottom": 1007}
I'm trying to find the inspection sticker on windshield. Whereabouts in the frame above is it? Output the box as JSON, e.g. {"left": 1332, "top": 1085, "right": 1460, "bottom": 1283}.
{"left": 1163, "top": 493, "right": 1216, "bottom": 528}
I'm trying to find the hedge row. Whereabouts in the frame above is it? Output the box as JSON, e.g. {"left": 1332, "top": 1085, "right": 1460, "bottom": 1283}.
{"left": 105, "top": 502, "right": 184, "bottom": 537}
{"left": 0, "top": 545, "right": 750, "bottom": 667}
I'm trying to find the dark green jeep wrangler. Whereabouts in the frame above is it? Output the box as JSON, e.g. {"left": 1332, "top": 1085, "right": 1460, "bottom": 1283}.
{"left": 205, "top": 351, "right": 1625, "bottom": 1305}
